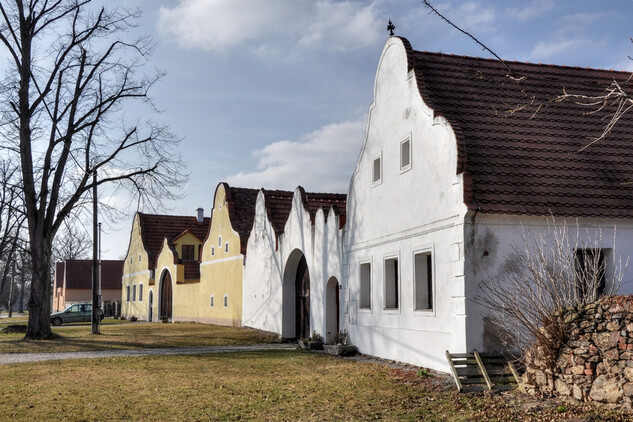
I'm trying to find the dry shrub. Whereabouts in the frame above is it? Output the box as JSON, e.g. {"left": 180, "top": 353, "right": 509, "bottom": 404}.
{"left": 477, "top": 217, "right": 627, "bottom": 378}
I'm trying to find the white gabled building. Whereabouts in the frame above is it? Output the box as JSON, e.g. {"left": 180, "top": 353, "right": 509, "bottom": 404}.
{"left": 340, "top": 36, "right": 633, "bottom": 372}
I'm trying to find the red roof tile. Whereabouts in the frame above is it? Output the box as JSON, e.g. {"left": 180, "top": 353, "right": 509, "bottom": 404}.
{"left": 58, "top": 259, "right": 123, "bottom": 290}
{"left": 403, "top": 38, "right": 633, "bottom": 218}
{"left": 222, "top": 184, "right": 260, "bottom": 256}
{"left": 138, "top": 213, "right": 210, "bottom": 269}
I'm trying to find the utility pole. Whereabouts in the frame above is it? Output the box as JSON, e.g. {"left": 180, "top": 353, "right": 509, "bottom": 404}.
{"left": 8, "top": 260, "right": 14, "bottom": 318}
{"left": 91, "top": 171, "right": 100, "bottom": 334}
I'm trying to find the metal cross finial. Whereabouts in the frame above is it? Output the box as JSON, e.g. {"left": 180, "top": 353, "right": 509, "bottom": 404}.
{"left": 387, "top": 19, "right": 395, "bottom": 36}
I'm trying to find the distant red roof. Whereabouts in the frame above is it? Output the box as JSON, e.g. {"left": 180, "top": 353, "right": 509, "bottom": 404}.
{"left": 401, "top": 37, "right": 633, "bottom": 218}
{"left": 138, "top": 213, "right": 210, "bottom": 269}
{"left": 57, "top": 260, "right": 123, "bottom": 290}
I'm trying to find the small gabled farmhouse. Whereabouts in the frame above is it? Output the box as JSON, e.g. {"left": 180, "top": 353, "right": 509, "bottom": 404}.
{"left": 53, "top": 259, "right": 123, "bottom": 312}
{"left": 342, "top": 36, "right": 633, "bottom": 372}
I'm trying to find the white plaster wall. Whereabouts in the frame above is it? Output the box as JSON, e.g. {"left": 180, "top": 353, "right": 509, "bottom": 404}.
{"left": 242, "top": 188, "right": 345, "bottom": 340}
{"left": 463, "top": 213, "right": 633, "bottom": 353}
{"left": 343, "top": 37, "right": 470, "bottom": 372}
{"left": 242, "top": 191, "right": 284, "bottom": 334}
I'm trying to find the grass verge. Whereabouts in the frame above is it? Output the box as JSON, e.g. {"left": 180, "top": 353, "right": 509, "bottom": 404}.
{"left": 0, "top": 350, "right": 630, "bottom": 421}
{"left": 0, "top": 321, "right": 277, "bottom": 353}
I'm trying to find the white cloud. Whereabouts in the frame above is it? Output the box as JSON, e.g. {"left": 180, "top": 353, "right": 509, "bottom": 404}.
{"left": 158, "top": 0, "right": 383, "bottom": 53}
{"left": 526, "top": 38, "right": 603, "bottom": 62}
{"left": 225, "top": 119, "right": 365, "bottom": 192}
{"left": 507, "top": 0, "right": 553, "bottom": 22}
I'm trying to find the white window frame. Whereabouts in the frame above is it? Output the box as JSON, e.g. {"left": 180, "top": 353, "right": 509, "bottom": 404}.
{"left": 383, "top": 254, "right": 400, "bottom": 313}
{"left": 400, "top": 136, "right": 412, "bottom": 173}
{"left": 126, "top": 285, "right": 130, "bottom": 302}
{"left": 139, "top": 284, "right": 144, "bottom": 302}
{"left": 359, "top": 260, "right": 372, "bottom": 312}
{"left": 413, "top": 247, "right": 435, "bottom": 315}
{"left": 371, "top": 152, "right": 382, "bottom": 186}
{"left": 132, "top": 284, "right": 137, "bottom": 302}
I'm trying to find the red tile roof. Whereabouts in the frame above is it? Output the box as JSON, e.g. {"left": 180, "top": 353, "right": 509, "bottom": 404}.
{"left": 402, "top": 37, "right": 633, "bottom": 218}
{"left": 58, "top": 260, "right": 123, "bottom": 290}
{"left": 138, "top": 213, "right": 210, "bottom": 269}
{"left": 262, "top": 189, "right": 295, "bottom": 236}
{"left": 298, "top": 188, "right": 347, "bottom": 229}
{"left": 221, "top": 184, "right": 260, "bottom": 256}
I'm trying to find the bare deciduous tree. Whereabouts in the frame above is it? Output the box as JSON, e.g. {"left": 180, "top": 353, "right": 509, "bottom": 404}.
{"left": 0, "top": 1, "right": 187, "bottom": 339}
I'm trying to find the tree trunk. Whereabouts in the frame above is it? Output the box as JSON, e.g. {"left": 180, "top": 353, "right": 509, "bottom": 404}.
{"left": 25, "top": 240, "right": 53, "bottom": 339}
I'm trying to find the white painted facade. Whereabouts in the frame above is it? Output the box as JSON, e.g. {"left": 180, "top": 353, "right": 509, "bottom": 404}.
{"left": 242, "top": 188, "right": 345, "bottom": 342}
{"left": 341, "top": 37, "right": 470, "bottom": 372}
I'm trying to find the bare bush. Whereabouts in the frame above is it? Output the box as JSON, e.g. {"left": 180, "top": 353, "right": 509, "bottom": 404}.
{"left": 477, "top": 217, "right": 627, "bottom": 372}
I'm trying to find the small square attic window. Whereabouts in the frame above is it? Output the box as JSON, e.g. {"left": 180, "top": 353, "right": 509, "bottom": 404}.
{"left": 372, "top": 155, "right": 382, "bottom": 184}
{"left": 400, "top": 138, "right": 411, "bottom": 170}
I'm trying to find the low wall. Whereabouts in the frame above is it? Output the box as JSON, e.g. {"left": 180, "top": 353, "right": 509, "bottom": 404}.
{"left": 523, "top": 296, "right": 633, "bottom": 406}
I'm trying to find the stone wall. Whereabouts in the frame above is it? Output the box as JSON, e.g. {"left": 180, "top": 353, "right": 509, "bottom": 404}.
{"left": 523, "top": 296, "right": 633, "bottom": 406}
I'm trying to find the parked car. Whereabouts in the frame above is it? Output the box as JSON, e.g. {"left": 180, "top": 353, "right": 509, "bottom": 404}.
{"left": 50, "top": 303, "right": 104, "bottom": 326}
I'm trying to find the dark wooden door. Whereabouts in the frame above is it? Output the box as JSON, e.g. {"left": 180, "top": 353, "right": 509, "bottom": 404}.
{"left": 295, "top": 255, "right": 310, "bottom": 340}
{"left": 160, "top": 272, "right": 172, "bottom": 320}
{"left": 148, "top": 291, "right": 153, "bottom": 322}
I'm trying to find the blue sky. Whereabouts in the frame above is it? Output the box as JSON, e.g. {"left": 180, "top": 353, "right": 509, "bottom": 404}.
{"left": 94, "top": 0, "right": 633, "bottom": 258}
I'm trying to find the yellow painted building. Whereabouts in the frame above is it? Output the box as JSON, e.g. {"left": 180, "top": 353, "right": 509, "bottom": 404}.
{"left": 121, "top": 211, "right": 209, "bottom": 321}
{"left": 197, "top": 183, "right": 259, "bottom": 326}
{"left": 121, "top": 183, "right": 258, "bottom": 326}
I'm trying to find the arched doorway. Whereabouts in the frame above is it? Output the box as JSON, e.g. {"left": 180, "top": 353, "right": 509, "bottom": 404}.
{"left": 148, "top": 290, "right": 154, "bottom": 322}
{"left": 282, "top": 250, "right": 310, "bottom": 339}
{"left": 159, "top": 270, "right": 172, "bottom": 321}
{"left": 326, "top": 277, "right": 340, "bottom": 344}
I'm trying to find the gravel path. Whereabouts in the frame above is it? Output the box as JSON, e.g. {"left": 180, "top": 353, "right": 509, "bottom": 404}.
{"left": 0, "top": 343, "right": 296, "bottom": 365}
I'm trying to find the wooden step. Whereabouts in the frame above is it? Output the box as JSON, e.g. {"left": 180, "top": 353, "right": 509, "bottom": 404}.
{"left": 446, "top": 350, "right": 522, "bottom": 393}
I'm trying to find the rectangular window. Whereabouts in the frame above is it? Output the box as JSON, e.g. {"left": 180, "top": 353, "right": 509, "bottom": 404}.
{"left": 210, "top": 295, "right": 214, "bottom": 307}
{"left": 126, "top": 285, "right": 130, "bottom": 302}
{"left": 182, "top": 244, "right": 195, "bottom": 261}
{"left": 414, "top": 252, "right": 433, "bottom": 311}
{"left": 359, "top": 262, "right": 371, "bottom": 309}
{"left": 575, "top": 249, "right": 606, "bottom": 301}
{"left": 400, "top": 138, "right": 411, "bottom": 170}
{"left": 211, "top": 246, "right": 215, "bottom": 256}
{"left": 223, "top": 295, "right": 228, "bottom": 308}
{"left": 139, "top": 284, "right": 143, "bottom": 302}
{"left": 132, "top": 285, "right": 137, "bottom": 302}
{"left": 225, "top": 242, "right": 229, "bottom": 253}
{"left": 385, "top": 258, "right": 399, "bottom": 309}
{"left": 372, "top": 156, "right": 381, "bottom": 184}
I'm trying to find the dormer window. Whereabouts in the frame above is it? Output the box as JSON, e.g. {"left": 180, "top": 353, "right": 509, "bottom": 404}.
{"left": 182, "top": 245, "right": 195, "bottom": 261}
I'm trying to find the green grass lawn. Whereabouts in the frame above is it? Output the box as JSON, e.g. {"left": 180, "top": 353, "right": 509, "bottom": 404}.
{"left": 0, "top": 319, "right": 278, "bottom": 353}
{"left": 0, "top": 350, "right": 628, "bottom": 421}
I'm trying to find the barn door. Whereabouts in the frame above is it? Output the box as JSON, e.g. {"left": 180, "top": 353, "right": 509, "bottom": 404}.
{"left": 295, "top": 255, "right": 310, "bottom": 340}
{"left": 160, "top": 272, "right": 172, "bottom": 321}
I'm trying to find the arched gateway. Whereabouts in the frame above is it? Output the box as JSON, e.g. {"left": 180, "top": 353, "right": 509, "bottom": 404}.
{"left": 282, "top": 250, "right": 310, "bottom": 339}
{"left": 159, "top": 270, "right": 173, "bottom": 321}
